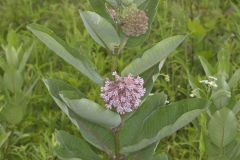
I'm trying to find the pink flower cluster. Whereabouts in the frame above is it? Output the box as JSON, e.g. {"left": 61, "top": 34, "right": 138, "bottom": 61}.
{"left": 101, "top": 72, "right": 145, "bottom": 114}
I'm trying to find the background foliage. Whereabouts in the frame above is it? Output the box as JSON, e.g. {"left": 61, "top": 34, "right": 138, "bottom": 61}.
{"left": 0, "top": 0, "right": 239, "bottom": 159}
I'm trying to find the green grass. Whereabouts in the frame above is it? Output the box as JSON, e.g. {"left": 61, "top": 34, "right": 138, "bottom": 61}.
{"left": 0, "top": 0, "right": 240, "bottom": 159}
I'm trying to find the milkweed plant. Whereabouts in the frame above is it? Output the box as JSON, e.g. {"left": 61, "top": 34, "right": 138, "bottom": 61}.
{"left": 188, "top": 39, "right": 240, "bottom": 160}
{"left": 28, "top": 0, "right": 209, "bottom": 159}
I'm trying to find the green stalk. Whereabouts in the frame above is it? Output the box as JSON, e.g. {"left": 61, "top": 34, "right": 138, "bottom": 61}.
{"left": 114, "top": 129, "right": 120, "bottom": 160}
{"left": 112, "top": 54, "right": 119, "bottom": 72}
{"left": 111, "top": 37, "right": 128, "bottom": 72}
{"left": 113, "top": 116, "right": 124, "bottom": 160}
{"left": 117, "top": 37, "right": 129, "bottom": 55}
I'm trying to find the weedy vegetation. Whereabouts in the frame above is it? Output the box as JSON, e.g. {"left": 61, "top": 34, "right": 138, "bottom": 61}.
{"left": 0, "top": 0, "right": 239, "bottom": 160}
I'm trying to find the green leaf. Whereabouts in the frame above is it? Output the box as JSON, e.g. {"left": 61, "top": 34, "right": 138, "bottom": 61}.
{"left": 1, "top": 95, "right": 28, "bottom": 125}
{"left": 121, "top": 98, "right": 208, "bottom": 153}
{"left": 205, "top": 137, "right": 226, "bottom": 160}
{"left": 206, "top": 138, "right": 240, "bottom": 160}
{"left": 153, "top": 153, "right": 169, "bottom": 160}
{"left": 3, "top": 68, "right": 23, "bottom": 93}
{"left": 6, "top": 30, "right": 20, "bottom": 48}
{"left": 0, "top": 56, "right": 7, "bottom": 71}
{"left": 120, "top": 93, "right": 167, "bottom": 149}
{"left": 141, "top": 60, "right": 165, "bottom": 98}
{"left": 0, "top": 75, "right": 2, "bottom": 90}
{"left": 211, "top": 75, "right": 231, "bottom": 108}
{"left": 23, "top": 78, "right": 39, "bottom": 98}
{"left": 80, "top": 11, "right": 120, "bottom": 50}
{"left": 134, "top": 0, "right": 147, "bottom": 6}
{"left": 187, "top": 74, "right": 201, "bottom": 97}
{"left": 89, "top": 0, "right": 111, "bottom": 20}
{"left": 187, "top": 19, "right": 207, "bottom": 40}
{"left": 226, "top": 142, "right": 240, "bottom": 160}
{"left": 229, "top": 69, "right": 240, "bottom": 89}
{"left": 59, "top": 95, "right": 121, "bottom": 129}
{"left": 0, "top": 125, "right": 11, "bottom": 148}
{"left": 18, "top": 45, "right": 33, "bottom": 73}
{"left": 27, "top": 24, "right": 103, "bottom": 85}
{"left": 44, "top": 79, "right": 115, "bottom": 155}
{"left": 199, "top": 56, "right": 215, "bottom": 77}
{"left": 126, "top": 0, "right": 160, "bottom": 47}
{"left": 106, "top": 0, "right": 118, "bottom": 7}
{"left": 3, "top": 46, "right": 19, "bottom": 69}
{"left": 232, "top": 101, "right": 240, "bottom": 114}
{"left": 122, "top": 35, "right": 186, "bottom": 76}
{"left": 54, "top": 130, "right": 101, "bottom": 160}
{"left": 128, "top": 142, "right": 159, "bottom": 160}
{"left": 208, "top": 107, "right": 238, "bottom": 148}
{"left": 217, "top": 46, "right": 230, "bottom": 79}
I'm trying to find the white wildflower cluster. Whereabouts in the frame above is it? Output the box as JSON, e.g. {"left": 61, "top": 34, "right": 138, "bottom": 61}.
{"left": 190, "top": 88, "right": 199, "bottom": 97}
{"left": 160, "top": 74, "right": 170, "bottom": 82}
{"left": 199, "top": 76, "right": 218, "bottom": 88}
{"left": 165, "top": 99, "right": 170, "bottom": 104}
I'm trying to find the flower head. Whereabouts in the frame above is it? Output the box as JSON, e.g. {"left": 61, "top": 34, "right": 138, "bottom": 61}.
{"left": 121, "top": 8, "right": 149, "bottom": 37}
{"left": 199, "top": 76, "right": 218, "bottom": 88}
{"left": 101, "top": 72, "right": 145, "bottom": 114}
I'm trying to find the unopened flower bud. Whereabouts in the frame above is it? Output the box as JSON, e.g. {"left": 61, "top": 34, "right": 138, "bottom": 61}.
{"left": 106, "top": 7, "right": 118, "bottom": 21}
{"left": 121, "top": 9, "right": 149, "bottom": 37}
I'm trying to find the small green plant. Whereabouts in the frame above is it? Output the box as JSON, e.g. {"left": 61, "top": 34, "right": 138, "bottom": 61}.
{"left": 0, "top": 32, "right": 36, "bottom": 125}
{"left": 28, "top": 0, "right": 209, "bottom": 159}
{"left": 188, "top": 39, "right": 240, "bottom": 160}
{"left": 0, "top": 124, "right": 11, "bottom": 158}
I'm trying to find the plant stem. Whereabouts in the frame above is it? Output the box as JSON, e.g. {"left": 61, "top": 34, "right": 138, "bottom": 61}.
{"left": 112, "top": 54, "right": 119, "bottom": 72}
{"left": 113, "top": 116, "right": 124, "bottom": 160}
{"left": 114, "top": 129, "right": 120, "bottom": 160}
{"left": 117, "top": 37, "right": 129, "bottom": 55}
{"left": 111, "top": 37, "right": 128, "bottom": 72}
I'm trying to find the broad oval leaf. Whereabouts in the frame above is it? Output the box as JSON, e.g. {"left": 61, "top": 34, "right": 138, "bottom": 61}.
{"left": 55, "top": 130, "right": 101, "bottom": 160}
{"left": 211, "top": 75, "right": 231, "bottom": 108}
{"left": 217, "top": 47, "right": 230, "bottom": 79}
{"left": 206, "top": 138, "right": 240, "bottom": 160}
{"left": 89, "top": 0, "right": 111, "bottom": 20}
{"left": 128, "top": 142, "right": 159, "bottom": 160}
{"left": 229, "top": 69, "right": 240, "bottom": 89}
{"left": 122, "top": 35, "right": 186, "bottom": 76}
{"left": 3, "top": 68, "right": 23, "bottom": 93}
{"left": 44, "top": 79, "right": 115, "bottom": 155}
{"left": 120, "top": 93, "right": 167, "bottom": 148}
{"left": 199, "top": 56, "right": 215, "bottom": 77}
{"left": 208, "top": 107, "right": 238, "bottom": 148}
{"left": 59, "top": 95, "right": 121, "bottom": 129}
{"left": 27, "top": 24, "right": 103, "bottom": 85}
{"left": 1, "top": 100, "right": 27, "bottom": 125}
{"left": 80, "top": 11, "right": 120, "bottom": 50}
{"left": 232, "top": 101, "right": 240, "bottom": 114}
{"left": 141, "top": 60, "right": 165, "bottom": 98}
{"left": 121, "top": 98, "right": 208, "bottom": 153}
